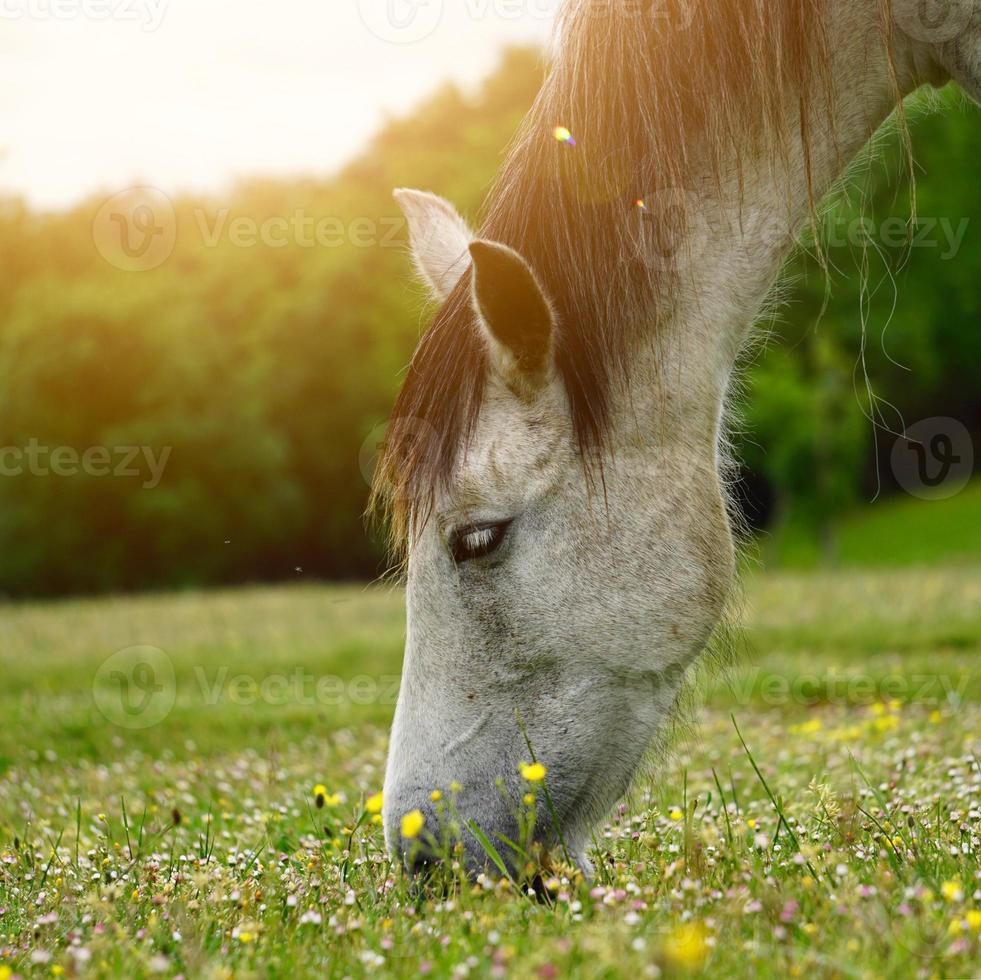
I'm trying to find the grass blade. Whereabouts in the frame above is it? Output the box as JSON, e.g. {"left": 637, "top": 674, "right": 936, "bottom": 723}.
{"left": 466, "top": 820, "right": 511, "bottom": 880}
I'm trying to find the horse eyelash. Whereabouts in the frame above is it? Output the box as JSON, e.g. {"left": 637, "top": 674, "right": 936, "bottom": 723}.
{"left": 449, "top": 521, "right": 510, "bottom": 563}
{"left": 464, "top": 528, "right": 496, "bottom": 548}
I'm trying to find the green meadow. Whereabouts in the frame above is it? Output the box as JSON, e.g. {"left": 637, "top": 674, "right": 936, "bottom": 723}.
{"left": 0, "top": 489, "right": 979, "bottom": 978}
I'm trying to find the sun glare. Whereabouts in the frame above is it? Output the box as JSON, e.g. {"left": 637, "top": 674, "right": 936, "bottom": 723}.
{"left": 0, "top": 0, "right": 553, "bottom": 210}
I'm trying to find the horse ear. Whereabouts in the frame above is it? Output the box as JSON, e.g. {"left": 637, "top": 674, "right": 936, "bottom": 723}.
{"left": 468, "top": 239, "right": 555, "bottom": 387}
{"left": 393, "top": 189, "right": 473, "bottom": 301}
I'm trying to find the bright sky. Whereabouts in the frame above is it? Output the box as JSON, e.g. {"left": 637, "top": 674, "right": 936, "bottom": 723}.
{"left": 0, "top": 0, "right": 556, "bottom": 211}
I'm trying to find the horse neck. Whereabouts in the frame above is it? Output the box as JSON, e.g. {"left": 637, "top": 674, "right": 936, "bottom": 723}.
{"left": 615, "top": 0, "right": 928, "bottom": 450}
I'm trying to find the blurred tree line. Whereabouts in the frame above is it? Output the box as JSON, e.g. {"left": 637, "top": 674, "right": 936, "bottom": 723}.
{"left": 0, "top": 48, "right": 977, "bottom": 596}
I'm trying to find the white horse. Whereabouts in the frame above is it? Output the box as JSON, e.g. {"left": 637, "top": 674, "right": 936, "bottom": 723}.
{"left": 375, "top": 0, "right": 980, "bottom": 873}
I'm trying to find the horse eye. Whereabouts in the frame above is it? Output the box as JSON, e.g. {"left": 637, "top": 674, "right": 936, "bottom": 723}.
{"left": 449, "top": 520, "right": 511, "bottom": 563}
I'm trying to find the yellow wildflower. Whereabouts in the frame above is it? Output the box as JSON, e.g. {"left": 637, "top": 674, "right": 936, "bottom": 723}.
{"left": 400, "top": 809, "right": 425, "bottom": 839}
{"left": 941, "top": 880, "right": 964, "bottom": 903}
{"left": 929, "top": 710, "right": 942, "bottom": 724}
{"left": 430, "top": 790, "right": 443, "bottom": 803}
{"left": 313, "top": 785, "right": 340, "bottom": 808}
{"left": 523, "top": 793, "right": 535, "bottom": 807}
{"left": 790, "top": 718, "right": 822, "bottom": 735}
{"left": 238, "top": 931, "right": 255, "bottom": 943}
{"left": 965, "top": 909, "right": 981, "bottom": 932}
{"left": 669, "top": 808, "right": 684, "bottom": 822}
{"left": 519, "top": 762, "right": 547, "bottom": 783}
{"left": 450, "top": 781, "right": 463, "bottom": 794}
{"left": 664, "top": 922, "right": 709, "bottom": 970}
{"left": 365, "top": 792, "right": 384, "bottom": 815}
{"left": 371, "top": 814, "right": 383, "bottom": 825}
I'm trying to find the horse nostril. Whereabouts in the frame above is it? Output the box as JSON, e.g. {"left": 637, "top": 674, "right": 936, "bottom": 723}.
{"left": 387, "top": 793, "right": 522, "bottom": 878}
{"left": 404, "top": 847, "right": 438, "bottom": 877}
{"left": 389, "top": 801, "right": 440, "bottom": 870}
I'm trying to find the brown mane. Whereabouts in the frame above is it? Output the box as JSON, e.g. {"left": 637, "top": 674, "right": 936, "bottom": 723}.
{"left": 373, "top": 0, "right": 897, "bottom": 550}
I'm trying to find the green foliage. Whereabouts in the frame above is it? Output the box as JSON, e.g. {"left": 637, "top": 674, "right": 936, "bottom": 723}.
{"left": 0, "top": 51, "right": 977, "bottom": 596}
{"left": 0, "top": 50, "right": 544, "bottom": 596}
{"left": 740, "top": 88, "right": 981, "bottom": 549}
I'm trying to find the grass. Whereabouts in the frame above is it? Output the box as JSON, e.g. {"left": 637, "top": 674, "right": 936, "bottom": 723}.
{"left": 764, "top": 479, "right": 981, "bottom": 570}
{"left": 0, "top": 563, "right": 979, "bottom": 978}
